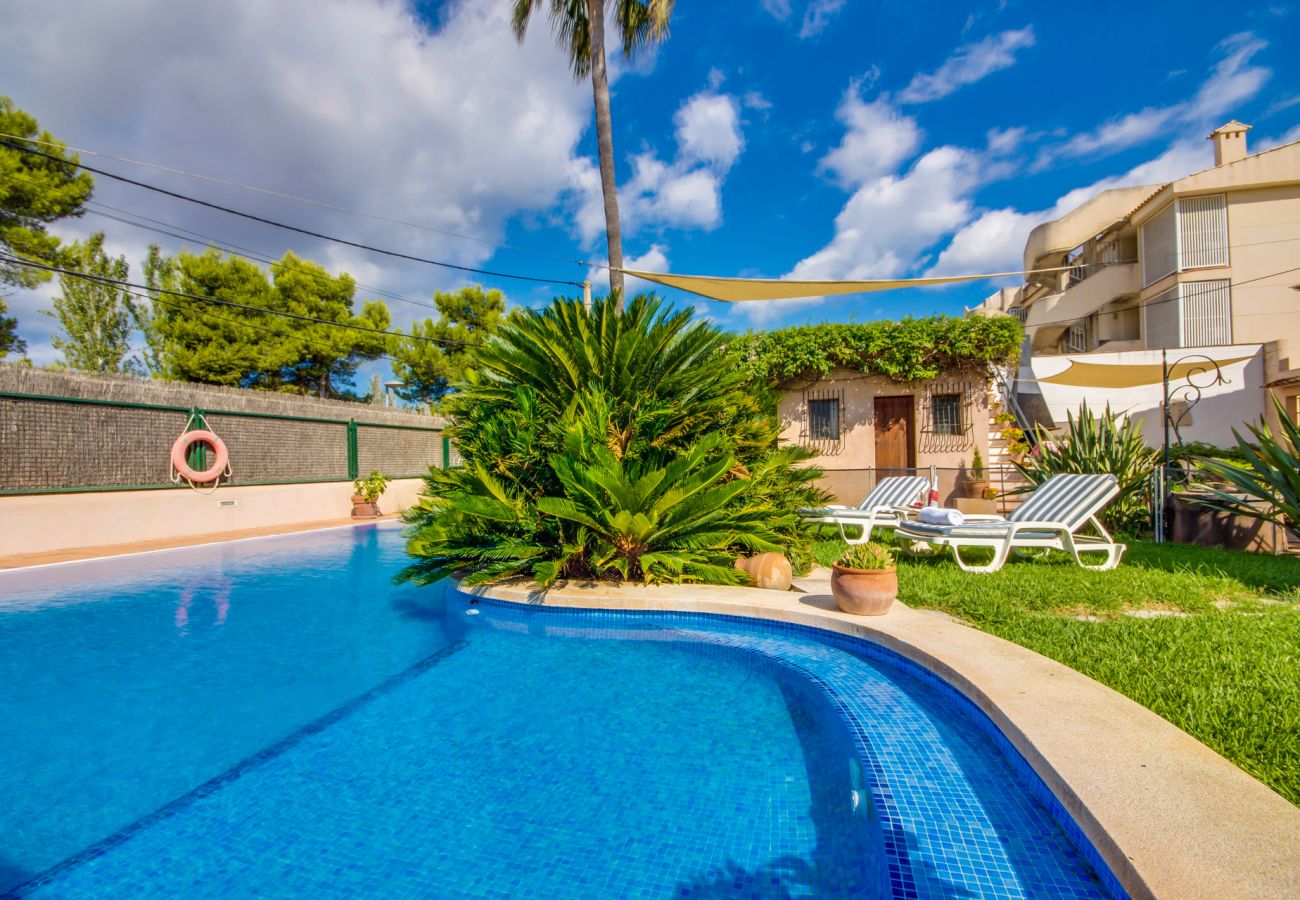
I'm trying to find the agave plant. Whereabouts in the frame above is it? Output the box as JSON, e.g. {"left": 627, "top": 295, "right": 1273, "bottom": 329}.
{"left": 1189, "top": 394, "right": 1300, "bottom": 529}
{"left": 1015, "top": 402, "right": 1158, "bottom": 534}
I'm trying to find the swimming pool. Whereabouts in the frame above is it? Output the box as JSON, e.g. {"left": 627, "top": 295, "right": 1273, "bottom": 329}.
{"left": 0, "top": 523, "right": 1119, "bottom": 898}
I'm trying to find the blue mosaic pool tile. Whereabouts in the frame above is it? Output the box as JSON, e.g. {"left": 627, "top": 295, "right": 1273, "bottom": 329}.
{"left": 10, "top": 573, "right": 1123, "bottom": 899}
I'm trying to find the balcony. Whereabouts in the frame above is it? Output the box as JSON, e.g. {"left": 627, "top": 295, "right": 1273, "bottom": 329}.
{"left": 1024, "top": 263, "right": 1139, "bottom": 349}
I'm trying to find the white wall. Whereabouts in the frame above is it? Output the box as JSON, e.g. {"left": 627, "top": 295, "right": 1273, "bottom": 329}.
{"left": 0, "top": 478, "right": 425, "bottom": 558}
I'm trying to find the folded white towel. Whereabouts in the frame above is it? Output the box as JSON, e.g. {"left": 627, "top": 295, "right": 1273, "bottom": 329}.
{"left": 918, "top": 506, "right": 964, "bottom": 526}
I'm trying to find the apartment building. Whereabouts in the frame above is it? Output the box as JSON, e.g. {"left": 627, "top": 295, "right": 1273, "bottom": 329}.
{"left": 973, "top": 121, "right": 1300, "bottom": 446}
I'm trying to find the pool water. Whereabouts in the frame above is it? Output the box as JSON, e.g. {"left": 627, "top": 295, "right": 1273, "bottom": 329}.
{"left": 0, "top": 524, "right": 1117, "bottom": 898}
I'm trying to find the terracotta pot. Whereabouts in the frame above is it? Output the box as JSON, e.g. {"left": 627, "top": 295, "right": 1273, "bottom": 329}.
{"left": 351, "top": 494, "right": 381, "bottom": 518}
{"left": 961, "top": 479, "right": 988, "bottom": 499}
{"left": 733, "top": 552, "right": 792, "bottom": 591}
{"left": 831, "top": 564, "right": 898, "bottom": 616}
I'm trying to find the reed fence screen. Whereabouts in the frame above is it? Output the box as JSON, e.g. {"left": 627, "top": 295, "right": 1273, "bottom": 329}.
{"left": 0, "top": 390, "right": 452, "bottom": 495}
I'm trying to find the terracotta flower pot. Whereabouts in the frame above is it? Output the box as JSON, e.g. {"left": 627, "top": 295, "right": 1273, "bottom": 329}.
{"left": 961, "top": 479, "right": 988, "bottom": 499}
{"left": 351, "top": 494, "right": 381, "bottom": 518}
{"left": 831, "top": 564, "right": 898, "bottom": 616}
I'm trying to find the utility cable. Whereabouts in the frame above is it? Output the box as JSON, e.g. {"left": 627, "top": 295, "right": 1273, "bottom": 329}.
{"left": 0, "top": 255, "right": 472, "bottom": 348}
{"left": 1, "top": 140, "right": 585, "bottom": 288}
{"left": 0, "top": 131, "right": 593, "bottom": 270}
{"left": 84, "top": 202, "right": 442, "bottom": 313}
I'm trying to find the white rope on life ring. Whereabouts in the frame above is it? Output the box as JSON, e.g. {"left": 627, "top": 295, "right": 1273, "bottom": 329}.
{"left": 171, "top": 427, "right": 231, "bottom": 491}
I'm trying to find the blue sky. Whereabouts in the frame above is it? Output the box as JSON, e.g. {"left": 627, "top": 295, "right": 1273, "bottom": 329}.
{"left": 1, "top": 0, "right": 1297, "bottom": 379}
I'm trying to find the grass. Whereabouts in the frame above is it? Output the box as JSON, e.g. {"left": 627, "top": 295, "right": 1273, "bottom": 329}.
{"left": 811, "top": 531, "right": 1300, "bottom": 806}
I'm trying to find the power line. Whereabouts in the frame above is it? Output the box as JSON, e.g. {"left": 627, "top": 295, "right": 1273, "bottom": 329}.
{"left": 84, "top": 201, "right": 442, "bottom": 313}
{"left": 0, "top": 254, "right": 473, "bottom": 349}
{"left": 1, "top": 139, "right": 586, "bottom": 288}
{"left": 0, "top": 130, "right": 592, "bottom": 270}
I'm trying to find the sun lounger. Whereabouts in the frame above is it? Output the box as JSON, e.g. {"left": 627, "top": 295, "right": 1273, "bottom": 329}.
{"left": 895, "top": 473, "right": 1125, "bottom": 573}
{"left": 800, "top": 475, "right": 930, "bottom": 544}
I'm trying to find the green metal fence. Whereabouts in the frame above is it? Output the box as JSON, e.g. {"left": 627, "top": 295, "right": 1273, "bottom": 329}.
{"left": 0, "top": 390, "right": 454, "bottom": 496}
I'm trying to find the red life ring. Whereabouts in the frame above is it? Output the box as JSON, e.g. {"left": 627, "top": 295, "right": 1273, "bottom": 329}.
{"left": 171, "top": 430, "right": 229, "bottom": 483}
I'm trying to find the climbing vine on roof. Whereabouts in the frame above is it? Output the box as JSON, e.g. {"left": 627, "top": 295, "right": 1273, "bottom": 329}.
{"left": 732, "top": 315, "right": 1023, "bottom": 384}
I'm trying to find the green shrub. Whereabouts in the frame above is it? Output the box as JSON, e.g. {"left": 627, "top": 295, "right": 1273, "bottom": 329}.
{"left": 1015, "top": 402, "right": 1158, "bottom": 535}
{"left": 398, "top": 294, "right": 828, "bottom": 587}
{"left": 838, "top": 543, "right": 895, "bottom": 570}
{"left": 353, "top": 470, "right": 390, "bottom": 502}
{"left": 1191, "top": 395, "right": 1300, "bottom": 529}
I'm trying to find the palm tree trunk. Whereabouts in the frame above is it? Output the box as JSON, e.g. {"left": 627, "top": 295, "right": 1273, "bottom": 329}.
{"left": 586, "top": 0, "right": 625, "bottom": 311}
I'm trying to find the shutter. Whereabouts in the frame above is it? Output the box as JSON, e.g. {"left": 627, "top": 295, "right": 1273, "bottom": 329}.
{"left": 1180, "top": 280, "right": 1232, "bottom": 347}
{"left": 1177, "top": 194, "right": 1228, "bottom": 269}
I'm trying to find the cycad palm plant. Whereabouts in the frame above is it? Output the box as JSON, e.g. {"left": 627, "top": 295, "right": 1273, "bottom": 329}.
{"left": 399, "top": 293, "right": 826, "bottom": 587}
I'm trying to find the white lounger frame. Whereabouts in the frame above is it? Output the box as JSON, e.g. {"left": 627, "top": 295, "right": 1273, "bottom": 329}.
{"left": 910, "top": 515, "right": 1125, "bottom": 573}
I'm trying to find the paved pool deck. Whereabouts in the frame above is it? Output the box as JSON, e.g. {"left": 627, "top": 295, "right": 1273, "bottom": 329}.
{"left": 468, "top": 570, "right": 1300, "bottom": 900}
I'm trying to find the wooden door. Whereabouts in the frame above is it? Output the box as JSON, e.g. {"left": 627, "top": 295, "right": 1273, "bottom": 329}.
{"left": 874, "top": 396, "right": 915, "bottom": 474}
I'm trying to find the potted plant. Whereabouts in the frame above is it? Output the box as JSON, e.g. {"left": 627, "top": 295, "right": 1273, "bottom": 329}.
{"left": 831, "top": 543, "right": 898, "bottom": 616}
{"left": 962, "top": 447, "right": 988, "bottom": 498}
{"left": 351, "top": 470, "right": 391, "bottom": 518}
{"left": 994, "top": 409, "right": 1030, "bottom": 462}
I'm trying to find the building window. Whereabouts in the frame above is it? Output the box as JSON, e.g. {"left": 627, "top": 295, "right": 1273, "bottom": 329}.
{"left": 1177, "top": 194, "right": 1228, "bottom": 270}
{"left": 931, "top": 394, "right": 963, "bottom": 436}
{"left": 808, "top": 398, "right": 840, "bottom": 440}
{"left": 1140, "top": 203, "right": 1177, "bottom": 286}
{"left": 1143, "top": 280, "right": 1232, "bottom": 349}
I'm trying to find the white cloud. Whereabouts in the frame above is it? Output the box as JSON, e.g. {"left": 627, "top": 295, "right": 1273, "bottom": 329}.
{"left": 1191, "top": 33, "right": 1271, "bottom": 120}
{"left": 799, "top": 0, "right": 847, "bottom": 39}
{"left": 795, "top": 146, "right": 978, "bottom": 283}
{"left": 931, "top": 140, "right": 1209, "bottom": 276}
{"left": 571, "top": 89, "right": 745, "bottom": 243}
{"left": 819, "top": 89, "right": 923, "bottom": 187}
{"left": 586, "top": 243, "right": 668, "bottom": 296}
{"left": 898, "top": 27, "right": 1035, "bottom": 104}
{"left": 1034, "top": 33, "right": 1270, "bottom": 169}
{"left": 742, "top": 91, "right": 772, "bottom": 111}
{"left": 674, "top": 93, "right": 744, "bottom": 168}
{"left": 0, "top": 0, "right": 601, "bottom": 358}
{"left": 760, "top": 0, "right": 793, "bottom": 21}
{"left": 1035, "top": 107, "right": 1180, "bottom": 169}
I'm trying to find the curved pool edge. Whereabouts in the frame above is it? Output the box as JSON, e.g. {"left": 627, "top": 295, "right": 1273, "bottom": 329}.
{"left": 461, "top": 577, "right": 1300, "bottom": 900}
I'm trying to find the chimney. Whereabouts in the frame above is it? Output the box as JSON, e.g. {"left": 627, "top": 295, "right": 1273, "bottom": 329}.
{"left": 1208, "top": 120, "right": 1251, "bottom": 166}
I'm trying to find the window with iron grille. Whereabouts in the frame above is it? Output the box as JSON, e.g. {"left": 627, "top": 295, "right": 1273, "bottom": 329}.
{"left": 931, "top": 394, "right": 963, "bottom": 436}
{"left": 808, "top": 398, "right": 840, "bottom": 440}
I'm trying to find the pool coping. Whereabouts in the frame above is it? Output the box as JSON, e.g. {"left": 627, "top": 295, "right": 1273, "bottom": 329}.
{"left": 0, "top": 517, "right": 400, "bottom": 572}
{"left": 464, "top": 576, "right": 1300, "bottom": 900}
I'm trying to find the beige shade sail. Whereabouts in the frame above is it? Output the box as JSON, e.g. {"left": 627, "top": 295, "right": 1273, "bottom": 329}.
{"left": 620, "top": 267, "right": 1070, "bottom": 303}
{"left": 1037, "top": 357, "right": 1254, "bottom": 389}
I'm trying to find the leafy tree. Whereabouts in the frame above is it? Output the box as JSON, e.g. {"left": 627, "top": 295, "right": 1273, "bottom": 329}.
{"left": 398, "top": 293, "right": 827, "bottom": 587}
{"left": 145, "top": 247, "right": 288, "bottom": 386}
{"left": 389, "top": 285, "right": 505, "bottom": 406}
{"left": 141, "top": 246, "right": 391, "bottom": 396}
{"left": 128, "top": 245, "right": 171, "bottom": 377}
{"left": 0, "top": 96, "right": 95, "bottom": 357}
{"left": 267, "top": 252, "right": 390, "bottom": 397}
{"left": 0, "top": 299, "right": 22, "bottom": 358}
{"left": 511, "top": 1, "right": 674, "bottom": 310}
{"left": 46, "top": 233, "right": 136, "bottom": 373}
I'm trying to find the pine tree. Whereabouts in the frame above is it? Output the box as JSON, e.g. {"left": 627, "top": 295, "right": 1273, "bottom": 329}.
{"left": 390, "top": 285, "right": 506, "bottom": 405}
{"left": 0, "top": 96, "right": 95, "bottom": 357}
{"left": 47, "top": 233, "right": 136, "bottom": 373}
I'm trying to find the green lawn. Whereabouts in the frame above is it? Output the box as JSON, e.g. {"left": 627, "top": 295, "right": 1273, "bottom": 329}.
{"left": 810, "top": 532, "right": 1300, "bottom": 806}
